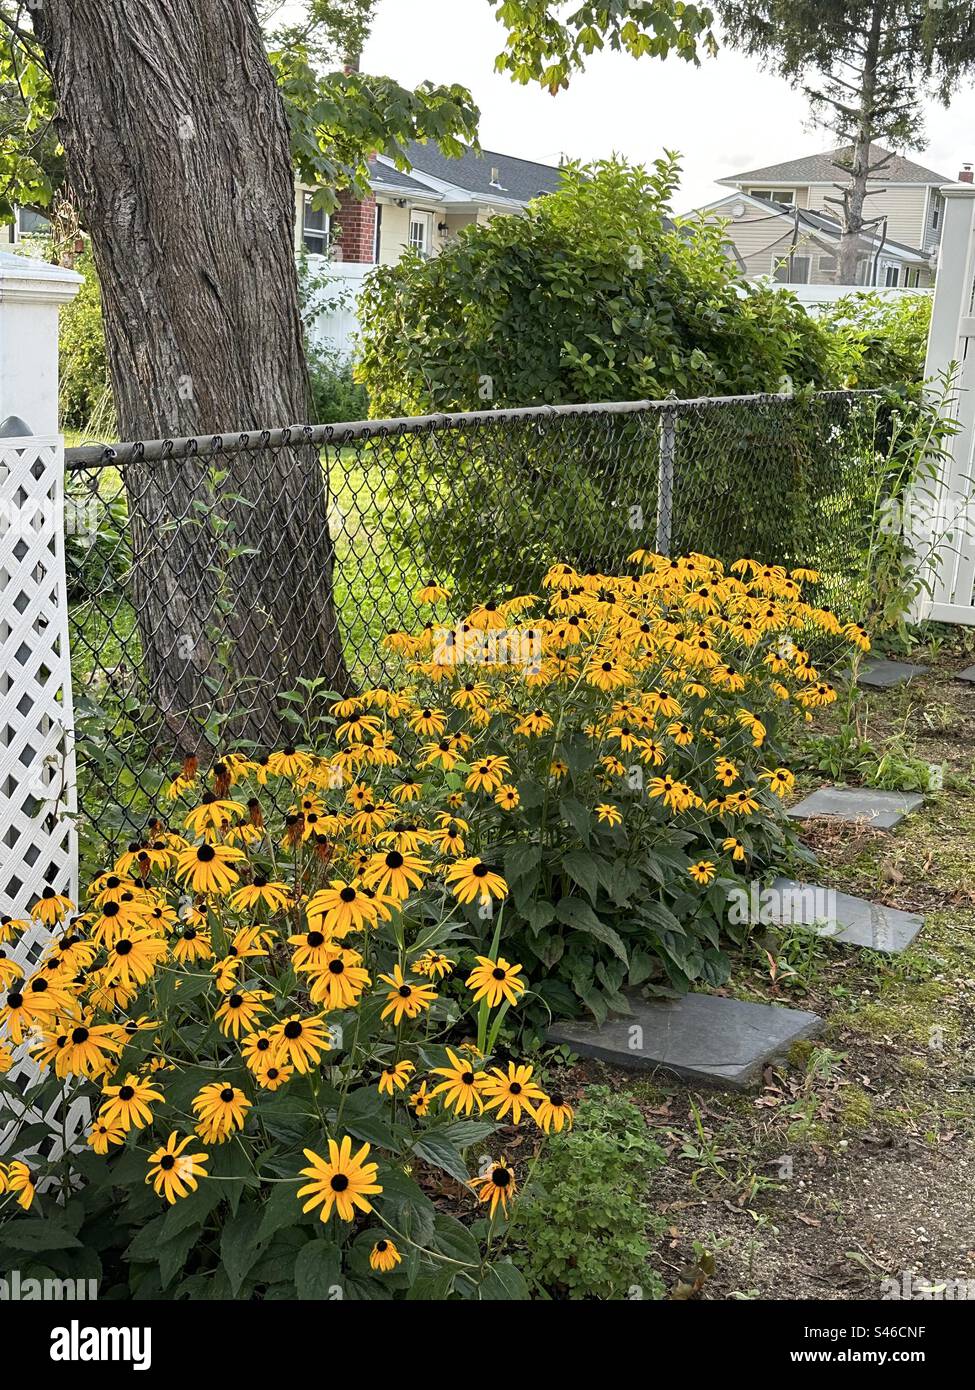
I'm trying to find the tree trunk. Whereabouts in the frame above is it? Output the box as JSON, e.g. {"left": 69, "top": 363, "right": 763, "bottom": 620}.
{"left": 837, "top": 2, "right": 883, "bottom": 285}
{"left": 36, "top": 0, "right": 351, "bottom": 757}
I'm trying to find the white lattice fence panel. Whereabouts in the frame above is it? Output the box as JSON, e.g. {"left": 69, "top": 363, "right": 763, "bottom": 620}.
{"left": 0, "top": 436, "right": 85, "bottom": 1160}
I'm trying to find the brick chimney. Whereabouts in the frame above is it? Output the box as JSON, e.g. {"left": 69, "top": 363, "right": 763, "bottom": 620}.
{"left": 960, "top": 163, "right": 974, "bottom": 183}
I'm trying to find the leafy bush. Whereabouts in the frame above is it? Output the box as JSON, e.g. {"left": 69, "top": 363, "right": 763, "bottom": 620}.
{"left": 58, "top": 250, "right": 116, "bottom": 436}
{"left": 354, "top": 158, "right": 855, "bottom": 602}
{"left": 514, "top": 1085, "right": 667, "bottom": 1300}
{"left": 817, "top": 291, "right": 931, "bottom": 392}
{"left": 357, "top": 157, "right": 838, "bottom": 414}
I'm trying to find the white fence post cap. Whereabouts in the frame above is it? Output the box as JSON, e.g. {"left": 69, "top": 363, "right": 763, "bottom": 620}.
{"left": 0, "top": 247, "right": 83, "bottom": 303}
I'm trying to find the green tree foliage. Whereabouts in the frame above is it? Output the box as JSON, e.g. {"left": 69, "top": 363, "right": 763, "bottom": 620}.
{"left": 714, "top": 2, "right": 975, "bottom": 280}
{"left": 0, "top": 1, "right": 718, "bottom": 225}
{"left": 357, "top": 156, "right": 837, "bottom": 415}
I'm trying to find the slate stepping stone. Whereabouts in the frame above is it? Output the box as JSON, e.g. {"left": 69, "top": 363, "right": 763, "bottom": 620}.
{"left": 857, "top": 658, "right": 928, "bottom": 690}
{"left": 957, "top": 666, "right": 975, "bottom": 684}
{"left": 768, "top": 878, "right": 923, "bottom": 954}
{"left": 548, "top": 992, "right": 821, "bottom": 1091}
{"left": 785, "top": 785, "right": 923, "bottom": 830}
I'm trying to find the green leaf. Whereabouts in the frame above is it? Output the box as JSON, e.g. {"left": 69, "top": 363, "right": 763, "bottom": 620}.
{"left": 293, "top": 1239, "right": 343, "bottom": 1300}
{"left": 559, "top": 796, "right": 591, "bottom": 846}
{"left": 561, "top": 849, "right": 600, "bottom": 903}
{"left": 477, "top": 1259, "right": 530, "bottom": 1300}
{"left": 220, "top": 1208, "right": 264, "bottom": 1297}
{"left": 412, "top": 1131, "right": 473, "bottom": 1186}
{"left": 0, "top": 1220, "right": 82, "bottom": 1255}
{"left": 555, "top": 897, "right": 628, "bottom": 963}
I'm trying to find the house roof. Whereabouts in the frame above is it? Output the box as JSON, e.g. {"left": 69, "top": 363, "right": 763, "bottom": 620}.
{"left": 375, "top": 141, "right": 564, "bottom": 206}
{"left": 698, "top": 192, "right": 930, "bottom": 263}
{"left": 369, "top": 163, "right": 443, "bottom": 196}
{"left": 719, "top": 144, "right": 952, "bottom": 188}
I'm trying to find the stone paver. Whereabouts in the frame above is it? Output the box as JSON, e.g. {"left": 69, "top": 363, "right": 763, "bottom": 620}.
{"left": 857, "top": 658, "right": 928, "bottom": 690}
{"left": 548, "top": 992, "right": 822, "bottom": 1091}
{"left": 785, "top": 785, "right": 923, "bottom": 831}
{"left": 957, "top": 665, "right": 975, "bottom": 685}
{"left": 768, "top": 877, "right": 923, "bottom": 953}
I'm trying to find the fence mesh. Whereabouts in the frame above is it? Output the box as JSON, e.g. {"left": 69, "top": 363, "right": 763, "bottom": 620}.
{"left": 65, "top": 390, "right": 885, "bottom": 852}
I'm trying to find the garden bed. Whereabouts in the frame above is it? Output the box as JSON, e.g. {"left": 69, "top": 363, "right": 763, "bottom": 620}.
{"left": 561, "top": 638, "right": 975, "bottom": 1299}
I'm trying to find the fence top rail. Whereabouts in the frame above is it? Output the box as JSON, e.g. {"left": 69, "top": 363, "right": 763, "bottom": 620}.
{"left": 64, "top": 389, "right": 881, "bottom": 469}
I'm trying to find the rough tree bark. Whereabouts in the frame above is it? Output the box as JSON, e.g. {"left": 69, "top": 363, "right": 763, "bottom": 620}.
{"left": 36, "top": 0, "right": 351, "bottom": 755}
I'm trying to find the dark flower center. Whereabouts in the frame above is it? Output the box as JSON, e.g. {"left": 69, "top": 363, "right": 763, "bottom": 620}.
{"left": 119, "top": 1086, "right": 135, "bottom": 1101}
{"left": 330, "top": 1174, "right": 349, "bottom": 1191}
{"left": 220, "top": 1088, "right": 235, "bottom": 1103}
{"left": 197, "top": 844, "right": 216, "bottom": 863}
{"left": 284, "top": 1021, "right": 302, "bottom": 1040}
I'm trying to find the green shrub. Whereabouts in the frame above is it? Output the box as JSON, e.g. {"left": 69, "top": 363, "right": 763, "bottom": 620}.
{"left": 818, "top": 291, "right": 931, "bottom": 392}
{"left": 59, "top": 250, "right": 116, "bottom": 435}
{"left": 358, "top": 156, "right": 837, "bottom": 415}
{"left": 514, "top": 1086, "right": 667, "bottom": 1300}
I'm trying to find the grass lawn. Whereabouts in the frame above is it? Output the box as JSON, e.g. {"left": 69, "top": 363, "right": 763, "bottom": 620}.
{"left": 550, "top": 634, "right": 975, "bottom": 1299}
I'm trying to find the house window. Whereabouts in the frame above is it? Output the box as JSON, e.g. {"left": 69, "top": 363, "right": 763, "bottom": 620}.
{"left": 17, "top": 208, "right": 50, "bottom": 235}
{"left": 819, "top": 255, "right": 838, "bottom": 275}
{"left": 931, "top": 195, "right": 942, "bottom": 230}
{"left": 883, "top": 263, "right": 901, "bottom": 287}
{"left": 409, "top": 210, "right": 434, "bottom": 257}
{"left": 749, "top": 188, "right": 795, "bottom": 205}
{"left": 301, "top": 193, "right": 329, "bottom": 255}
{"left": 772, "top": 254, "right": 810, "bottom": 284}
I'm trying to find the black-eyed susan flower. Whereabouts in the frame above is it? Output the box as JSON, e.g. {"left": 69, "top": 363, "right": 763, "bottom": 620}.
{"left": 171, "top": 924, "right": 213, "bottom": 964}
{"left": 146, "top": 1133, "right": 209, "bottom": 1204}
{"left": 412, "top": 949, "right": 455, "bottom": 979}
{"left": 480, "top": 1061, "right": 546, "bottom": 1123}
{"left": 535, "top": 1092, "right": 575, "bottom": 1133}
{"left": 87, "top": 1115, "right": 125, "bottom": 1154}
{"left": 722, "top": 836, "right": 747, "bottom": 862}
{"left": 688, "top": 860, "right": 717, "bottom": 886}
{"left": 470, "top": 1156, "right": 516, "bottom": 1218}
{"left": 297, "top": 1138, "right": 382, "bottom": 1223}
{"left": 378, "top": 965, "right": 437, "bottom": 1025}
{"left": 362, "top": 849, "right": 429, "bottom": 901}
{"left": 306, "top": 882, "right": 380, "bottom": 937}
{"left": 229, "top": 876, "right": 291, "bottom": 914}
{"left": 464, "top": 755, "right": 511, "bottom": 794}
{"left": 444, "top": 858, "right": 508, "bottom": 908}
{"left": 31, "top": 886, "right": 75, "bottom": 926}
{"left": 429, "top": 1047, "right": 487, "bottom": 1115}
{"left": 215, "top": 989, "right": 273, "bottom": 1038}
{"left": 270, "top": 1014, "right": 332, "bottom": 1073}
{"left": 369, "top": 1237, "right": 402, "bottom": 1272}
{"left": 2, "top": 1160, "right": 35, "bottom": 1210}
{"left": 192, "top": 1081, "right": 252, "bottom": 1141}
{"left": 100, "top": 1074, "right": 164, "bottom": 1132}
{"left": 266, "top": 747, "right": 313, "bottom": 778}
{"left": 494, "top": 784, "right": 520, "bottom": 811}
{"left": 61, "top": 1017, "right": 125, "bottom": 1078}
{"left": 409, "top": 1080, "right": 432, "bottom": 1116}
{"left": 595, "top": 802, "right": 623, "bottom": 827}
{"left": 377, "top": 1059, "right": 415, "bottom": 1095}
{"left": 257, "top": 1062, "right": 292, "bottom": 1091}
{"left": 175, "top": 842, "right": 245, "bottom": 895}
{"left": 466, "top": 954, "right": 526, "bottom": 1009}
{"left": 102, "top": 932, "right": 168, "bottom": 990}
{"left": 307, "top": 948, "right": 372, "bottom": 1011}
{"left": 183, "top": 795, "right": 246, "bottom": 835}
{"left": 760, "top": 766, "right": 795, "bottom": 798}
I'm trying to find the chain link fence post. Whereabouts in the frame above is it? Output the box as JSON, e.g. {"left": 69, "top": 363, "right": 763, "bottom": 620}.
{"left": 655, "top": 401, "right": 677, "bottom": 556}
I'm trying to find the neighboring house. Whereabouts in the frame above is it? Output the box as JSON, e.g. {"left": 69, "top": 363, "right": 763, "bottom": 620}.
{"left": 694, "top": 144, "right": 962, "bottom": 288}
{"left": 295, "top": 140, "right": 565, "bottom": 265}
{"left": 4, "top": 208, "right": 52, "bottom": 243}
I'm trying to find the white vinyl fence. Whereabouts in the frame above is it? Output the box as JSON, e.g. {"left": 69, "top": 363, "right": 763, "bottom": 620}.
{"left": 915, "top": 183, "right": 975, "bottom": 625}
{"left": 303, "top": 258, "right": 373, "bottom": 358}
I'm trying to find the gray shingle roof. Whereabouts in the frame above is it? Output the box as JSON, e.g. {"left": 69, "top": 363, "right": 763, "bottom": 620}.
{"left": 395, "top": 141, "right": 564, "bottom": 203}
{"left": 370, "top": 163, "right": 442, "bottom": 195}
{"left": 743, "top": 194, "right": 928, "bottom": 258}
{"left": 720, "top": 143, "right": 952, "bottom": 188}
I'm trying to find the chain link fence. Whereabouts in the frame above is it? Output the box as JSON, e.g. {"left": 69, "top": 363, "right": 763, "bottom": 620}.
{"left": 65, "top": 389, "right": 887, "bottom": 852}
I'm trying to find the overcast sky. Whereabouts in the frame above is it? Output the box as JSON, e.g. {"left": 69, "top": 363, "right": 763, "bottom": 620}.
{"left": 359, "top": 0, "right": 975, "bottom": 211}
